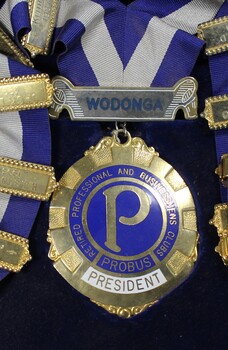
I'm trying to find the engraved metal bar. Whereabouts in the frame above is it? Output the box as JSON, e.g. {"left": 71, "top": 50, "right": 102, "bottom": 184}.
{"left": 0, "top": 157, "right": 57, "bottom": 201}
{"left": 201, "top": 94, "right": 228, "bottom": 129}
{"left": 216, "top": 154, "right": 228, "bottom": 187}
{"left": 0, "top": 231, "right": 31, "bottom": 272}
{"left": 49, "top": 76, "right": 198, "bottom": 122}
{"left": 0, "top": 74, "right": 53, "bottom": 112}
{"left": 210, "top": 204, "right": 228, "bottom": 266}
{"left": 197, "top": 16, "right": 228, "bottom": 55}
{"left": 21, "top": 0, "right": 59, "bottom": 57}
{"left": 0, "top": 27, "right": 33, "bottom": 67}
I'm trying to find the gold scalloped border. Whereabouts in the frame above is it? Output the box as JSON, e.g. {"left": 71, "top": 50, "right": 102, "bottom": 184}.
{"left": 210, "top": 203, "right": 228, "bottom": 266}
{"left": 0, "top": 157, "right": 57, "bottom": 201}
{"left": 0, "top": 27, "right": 33, "bottom": 67}
{"left": 0, "top": 231, "right": 31, "bottom": 272}
{"left": 197, "top": 16, "right": 228, "bottom": 55}
{"left": 21, "top": 0, "right": 59, "bottom": 56}
{"left": 0, "top": 73, "right": 53, "bottom": 112}
{"left": 215, "top": 154, "right": 228, "bottom": 186}
{"left": 210, "top": 203, "right": 228, "bottom": 236}
{"left": 92, "top": 300, "right": 158, "bottom": 318}
{"left": 201, "top": 94, "right": 228, "bottom": 130}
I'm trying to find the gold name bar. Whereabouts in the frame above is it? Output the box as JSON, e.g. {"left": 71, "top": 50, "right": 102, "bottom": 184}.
{"left": 0, "top": 231, "right": 31, "bottom": 272}
{"left": 201, "top": 94, "right": 228, "bottom": 129}
{"left": 21, "top": 0, "right": 59, "bottom": 57}
{"left": 0, "top": 74, "right": 53, "bottom": 113}
{"left": 216, "top": 154, "right": 228, "bottom": 187}
{"left": 197, "top": 16, "right": 228, "bottom": 55}
{"left": 0, "top": 27, "right": 33, "bottom": 67}
{"left": 0, "top": 158, "right": 57, "bottom": 201}
{"left": 210, "top": 204, "right": 228, "bottom": 266}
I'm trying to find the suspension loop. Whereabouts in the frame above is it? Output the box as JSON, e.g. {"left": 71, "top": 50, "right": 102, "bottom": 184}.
{"left": 115, "top": 121, "right": 127, "bottom": 133}
{"left": 112, "top": 122, "right": 130, "bottom": 144}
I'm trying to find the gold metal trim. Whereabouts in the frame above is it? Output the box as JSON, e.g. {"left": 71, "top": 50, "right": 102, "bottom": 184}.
{"left": 201, "top": 94, "right": 228, "bottom": 129}
{"left": 47, "top": 229, "right": 59, "bottom": 261}
{"left": 197, "top": 16, "right": 228, "bottom": 55}
{"left": 166, "top": 236, "right": 198, "bottom": 277}
{"left": 48, "top": 231, "right": 82, "bottom": 272}
{"left": 0, "top": 157, "right": 57, "bottom": 201}
{"left": 210, "top": 203, "right": 228, "bottom": 266}
{"left": 21, "top": 0, "right": 59, "bottom": 57}
{"left": 92, "top": 300, "right": 157, "bottom": 318}
{"left": 0, "top": 27, "right": 33, "bottom": 67}
{"left": 48, "top": 134, "right": 198, "bottom": 317}
{"left": 0, "top": 74, "right": 53, "bottom": 113}
{"left": 0, "top": 231, "right": 31, "bottom": 272}
{"left": 215, "top": 154, "right": 228, "bottom": 187}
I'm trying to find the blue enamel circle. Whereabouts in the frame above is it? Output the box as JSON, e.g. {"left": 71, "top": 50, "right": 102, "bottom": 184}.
{"left": 69, "top": 165, "right": 179, "bottom": 264}
{"left": 86, "top": 181, "right": 163, "bottom": 256}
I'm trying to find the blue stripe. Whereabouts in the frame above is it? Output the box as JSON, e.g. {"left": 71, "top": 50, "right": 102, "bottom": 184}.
{"left": 11, "top": 1, "right": 30, "bottom": 41}
{"left": 0, "top": 58, "right": 51, "bottom": 279}
{"left": 215, "top": 0, "right": 228, "bottom": 17}
{"left": 21, "top": 108, "right": 51, "bottom": 165}
{"left": 210, "top": 54, "right": 228, "bottom": 96}
{"left": 153, "top": 30, "right": 204, "bottom": 87}
{"left": 95, "top": 0, "right": 193, "bottom": 15}
{"left": 0, "top": 270, "right": 9, "bottom": 280}
{"left": 2, "top": 58, "right": 51, "bottom": 235}
{"left": 209, "top": 1, "right": 228, "bottom": 202}
{"left": 55, "top": 20, "right": 98, "bottom": 85}
{"left": 105, "top": 7, "right": 153, "bottom": 68}
{"left": 129, "top": 0, "right": 193, "bottom": 15}
{"left": 92, "top": 1, "right": 153, "bottom": 68}
{"left": 54, "top": 19, "right": 85, "bottom": 52}
{"left": 55, "top": 0, "right": 195, "bottom": 77}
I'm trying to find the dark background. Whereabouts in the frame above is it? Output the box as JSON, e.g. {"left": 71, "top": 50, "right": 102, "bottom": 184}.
{"left": 0, "top": 1, "right": 228, "bottom": 349}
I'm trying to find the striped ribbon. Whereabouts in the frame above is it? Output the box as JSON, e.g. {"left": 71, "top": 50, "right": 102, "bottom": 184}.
{"left": 0, "top": 0, "right": 225, "bottom": 280}
{"left": 0, "top": 1, "right": 51, "bottom": 280}
{"left": 54, "top": 0, "right": 224, "bottom": 87}
{"left": 208, "top": 2, "right": 228, "bottom": 203}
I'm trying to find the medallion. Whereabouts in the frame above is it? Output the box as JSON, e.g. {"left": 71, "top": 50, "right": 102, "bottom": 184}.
{"left": 48, "top": 131, "right": 198, "bottom": 317}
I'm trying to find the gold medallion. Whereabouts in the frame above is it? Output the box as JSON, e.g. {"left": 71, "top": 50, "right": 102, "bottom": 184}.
{"left": 48, "top": 132, "right": 198, "bottom": 317}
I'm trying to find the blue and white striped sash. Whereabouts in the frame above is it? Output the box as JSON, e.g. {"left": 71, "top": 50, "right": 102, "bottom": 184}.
{"left": 0, "top": 1, "right": 51, "bottom": 280}
{"left": 54, "top": 0, "right": 224, "bottom": 87}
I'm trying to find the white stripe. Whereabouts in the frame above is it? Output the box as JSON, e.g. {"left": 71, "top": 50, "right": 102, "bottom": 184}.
{"left": 57, "top": 0, "right": 224, "bottom": 87}
{"left": 57, "top": 0, "right": 123, "bottom": 85}
{"left": 0, "top": 0, "right": 24, "bottom": 36}
{"left": 124, "top": 17, "right": 177, "bottom": 86}
{"left": 124, "top": 0, "right": 224, "bottom": 86}
{"left": 0, "top": 54, "right": 23, "bottom": 222}
{"left": 163, "top": 0, "right": 225, "bottom": 35}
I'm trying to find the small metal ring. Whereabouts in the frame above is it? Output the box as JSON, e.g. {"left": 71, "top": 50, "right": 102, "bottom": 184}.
{"left": 113, "top": 129, "right": 131, "bottom": 144}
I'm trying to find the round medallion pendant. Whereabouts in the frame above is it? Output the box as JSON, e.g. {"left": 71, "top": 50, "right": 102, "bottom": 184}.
{"left": 48, "top": 134, "right": 198, "bottom": 317}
